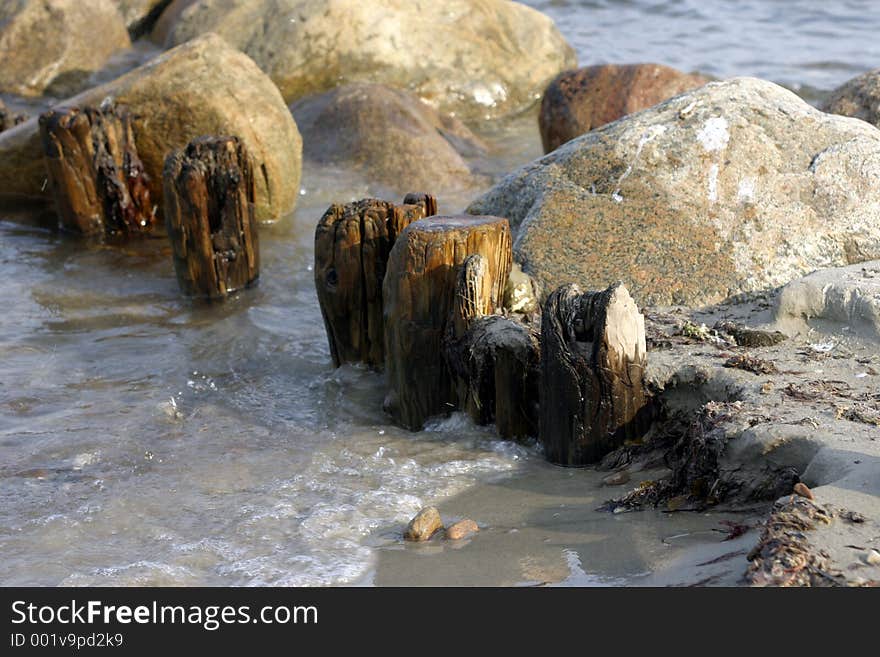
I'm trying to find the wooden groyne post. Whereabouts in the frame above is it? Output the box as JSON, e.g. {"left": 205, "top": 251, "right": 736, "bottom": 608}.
{"left": 39, "top": 102, "right": 154, "bottom": 237}
{"left": 163, "top": 135, "right": 259, "bottom": 299}
{"left": 540, "top": 282, "right": 650, "bottom": 465}
{"left": 444, "top": 254, "right": 540, "bottom": 440}
{"left": 382, "top": 215, "right": 512, "bottom": 430}
{"left": 314, "top": 194, "right": 436, "bottom": 369}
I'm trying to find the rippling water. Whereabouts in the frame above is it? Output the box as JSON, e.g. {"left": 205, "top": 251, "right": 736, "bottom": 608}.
{"left": 525, "top": 0, "right": 880, "bottom": 96}
{"left": 3, "top": 1, "right": 876, "bottom": 586}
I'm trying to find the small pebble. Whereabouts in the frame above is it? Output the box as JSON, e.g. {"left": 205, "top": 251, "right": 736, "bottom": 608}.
{"left": 446, "top": 519, "right": 479, "bottom": 540}
{"left": 602, "top": 471, "right": 630, "bottom": 486}
{"left": 404, "top": 506, "right": 443, "bottom": 542}
{"left": 793, "top": 482, "right": 814, "bottom": 500}
{"left": 866, "top": 550, "right": 880, "bottom": 566}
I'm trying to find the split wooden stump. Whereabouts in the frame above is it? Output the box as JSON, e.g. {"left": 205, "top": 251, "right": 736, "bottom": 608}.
{"left": 39, "top": 102, "right": 154, "bottom": 237}
{"left": 163, "top": 135, "right": 259, "bottom": 300}
{"left": 540, "top": 282, "right": 651, "bottom": 466}
{"left": 445, "top": 254, "right": 540, "bottom": 440}
{"left": 314, "top": 194, "right": 437, "bottom": 369}
{"left": 383, "top": 215, "right": 512, "bottom": 430}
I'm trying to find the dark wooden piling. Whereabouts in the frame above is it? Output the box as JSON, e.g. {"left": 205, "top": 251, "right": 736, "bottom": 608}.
{"left": 383, "top": 215, "right": 511, "bottom": 430}
{"left": 163, "top": 135, "right": 259, "bottom": 299}
{"left": 314, "top": 194, "right": 437, "bottom": 369}
{"left": 540, "top": 282, "right": 650, "bottom": 465}
{"left": 38, "top": 103, "right": 154, "bottom": 236}
{"left": 444, "top": 254, "right": 539, "bottom": 439}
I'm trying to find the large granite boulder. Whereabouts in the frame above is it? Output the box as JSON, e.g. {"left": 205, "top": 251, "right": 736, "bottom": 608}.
{"left": 0, "top": 0, "right": 132, "bottom": 97}
{"left": 539, "top": 64, "right": 709, "bottom": 152}
{"left": 468, "top": 77, "right": 880, "bottom": 306}
{"left": 823, "top": 68, "right": 880, "bottom": 127}
{"left": 291, "top": 83, "right": 486, "bottom": 193}
{"left": 0, "top": 34, "right": 302, "bottom": 223}
{"left": 157, "top": 0, "right": 576, "bottom": 121}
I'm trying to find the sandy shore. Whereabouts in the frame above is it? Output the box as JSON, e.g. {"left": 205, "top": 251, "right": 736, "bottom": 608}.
{"left": 365, "top": 279, "right": 880, "bottom": 586}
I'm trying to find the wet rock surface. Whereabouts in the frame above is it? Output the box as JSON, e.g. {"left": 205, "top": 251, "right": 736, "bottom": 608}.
{"left": 445, "top": 519, "right": 479, "bottom": 541}
{"left": 404, "top": 506, "right": 444, "bottom": 542}
{"left": 469, "top": 77, "right": 880, "bottom": 306}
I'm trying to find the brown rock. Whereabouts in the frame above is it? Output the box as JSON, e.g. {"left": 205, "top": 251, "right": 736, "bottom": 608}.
{"left": 0, "top": 34, "right": 302, "bottom": 223}
{"left": 823, "top": 68, "right": 880, "bottom": 127}
{"left": 0, "top": 0, "right": 131, "bottom": 97}
{"left": 404, "top": 506, "right": 443, "bottom": 542}
{"left": 445, "top": 519, "right": 479, "bottom": 541}
{"left": 291, "top": 83, "right": 485, "bottom": 194}
{"left": 793, "top": 482, "right": 814, "bottom": 500}
{"left": 539, "top": 64, "right": 709, "bottom": 152}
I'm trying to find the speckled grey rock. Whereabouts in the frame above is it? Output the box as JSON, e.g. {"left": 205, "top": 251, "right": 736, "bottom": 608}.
{"left": 159, "top": 0, "right": 576, "bottom": 120}
{"left": 468, "top": 77, "right": 880, "bottom": 306}
{"left": 0, "top": 0, "right": 131, "bottom": 97}
{"left": 291, "top": 83, "right": 485, "bottom": 193}
{"left": 774, "top": 260, "right": 880, "bottom": 340}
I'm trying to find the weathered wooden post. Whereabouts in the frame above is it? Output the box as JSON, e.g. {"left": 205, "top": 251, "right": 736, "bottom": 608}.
{"left": 444, "top": 255, "right": 540, "bottom": 439}
{"left": 540, "top": 282, "right": 651, "bottom": 465}
{"left": 383, "top": 216, "right": 511, "bottom": 430}
{"left": 38, "top": 102, "right": 154, "bottom": 236}
{"left": 163, "top": 135, "right": 259, "bottom": 299}
{"left": 314, "top": 194, "right": 436, "bottom": 369}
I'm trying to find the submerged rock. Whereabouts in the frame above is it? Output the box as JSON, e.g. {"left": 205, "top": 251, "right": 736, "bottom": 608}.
{"left": 404, "top": 507, "right": 443, "bottom": 542}
{"left": 291, "top": 83, "right": 485, "bottom": 193}
{"left": 158, "top": 0, "right": 576, "bottom": 120}
{"left": 468, "top": 77, "right": 880, "bottom": 306}
{"left": 823, "top": 68, "right": 880, "bottom": 127}
{"left": 0, "top": 0, "right": 132, "bottom": 97}
{"left": 539, "top": 64, "right": 709, "bottom": 152}
{"left": 774, "top": 260, "right": 880, "bottom": 340}
{"left": 0, "top": 34, "right": 302, "bottom": 223}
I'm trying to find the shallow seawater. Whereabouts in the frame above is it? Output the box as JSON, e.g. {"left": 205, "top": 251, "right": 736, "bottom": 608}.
{"left": 3, "top": 1, "right": 877, "bottom": 586}
{"left": 0, "top": 131, "right": 756, "bottom": 586}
